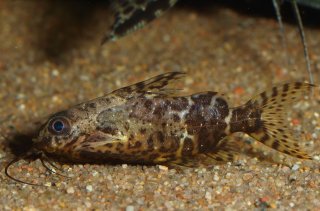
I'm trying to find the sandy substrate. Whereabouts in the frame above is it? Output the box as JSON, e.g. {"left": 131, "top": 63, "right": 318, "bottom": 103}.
{"left": 0, "top": 1, "right": 319, "bottom": 210}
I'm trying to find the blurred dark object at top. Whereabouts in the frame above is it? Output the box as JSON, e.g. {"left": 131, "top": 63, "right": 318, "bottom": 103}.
{"left": 296, "top": 0, "right": 320, "bottom": 8}
{"left": 103, "top": 0, "right": 320, "bottom": 43}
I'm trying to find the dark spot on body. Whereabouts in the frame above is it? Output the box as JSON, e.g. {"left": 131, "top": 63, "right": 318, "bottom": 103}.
{"left": 215, "top": 157, "right": 223, "bottom": 162}
{"left": 170, "top": 97, "right": 189, "bottom": 111}
{"left": 147, "top": 136, "right": 154, "bottom": 149}
{"left": 117, "top": 143, "right": 124, "bottom": 148}
{"left": 129, "top": 134, "right": 134, "bottom": 141}
{"left": 99, "top": 126, "right": 118, "bottom": 136}
{"left": 135, "top": 141, "right": 142, "bottom": 148}
{"left": 185, "top": 104, "right": 205, "bottom": 134}
{"left": 164, "top": 100, "right": 171, "bottom": 107}
{"left": 88, "top": 102, "right": 96, "bottom": 108}
{"left": 172, "top": 114, "right": 180, "bottom": 122}
{"left": 129, "top": 141, "right": 142, "bottom": 149}
{"left": 153, "top": 106, "right": 165, "bottom": 118}
{"left": 123, "top": 122, "right": 130, "bottom": 131}
{"left": 139, "top": 128, "right": 147, "bottom": 134}
{"left": 159, "top": 146, "right": 167, "bottom": 152}
{"left": 104, "top": 143, "right": 113, "bottom": 148}
{"left": 135, "top": 81, "right": 145, "bottom": 90}
{"left": 161, "top": 122, "right": 166, "bottom": 128}
{"left": 182, "top": 137, "right": 194, "bottom": 156}
{"left": 149, "top": 153, "right": 160, "bottom": 160}
{"left": 144, "top": 99, "right": 153, "bottom": 110}
{"left": 156, "top": 132, "right": 165, "bottom": 143}
{"left": 103, "top": 97, "right": 111, "bottom": 104}
{"left": 198, "top": 128, "right": 226, "bottom": 153}
{"left": 215, "top": 97, "right": 229, "bottom": 116}
{"left": 119, "top": 87, "right": 132, "bottom": 96}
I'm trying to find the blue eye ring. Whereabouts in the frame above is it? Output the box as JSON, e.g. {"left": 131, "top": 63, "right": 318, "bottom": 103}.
{"left": 53, "top": 120, "right": 64, "bottom": 132}
{"left": 48, "top": 117, "right": 71, "bottom": 135}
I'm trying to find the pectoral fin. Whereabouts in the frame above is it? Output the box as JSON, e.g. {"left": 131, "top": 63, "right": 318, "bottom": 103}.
{"left": 204, "top": 140, "right": 238, "bottom": 162}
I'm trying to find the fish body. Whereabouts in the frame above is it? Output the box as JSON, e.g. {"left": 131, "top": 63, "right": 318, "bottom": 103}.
{"left": 33, "top": 72, "right": 313, "bottom": 166}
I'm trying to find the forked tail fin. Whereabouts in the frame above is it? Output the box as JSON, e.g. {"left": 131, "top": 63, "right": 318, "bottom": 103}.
{"left": 248, "top": 82, "right": 315, "bottom": 159}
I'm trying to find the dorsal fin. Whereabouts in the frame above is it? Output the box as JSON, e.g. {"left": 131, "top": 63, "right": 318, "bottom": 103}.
{"left": 112, "top": 72, "right": 185, "bottom": 98}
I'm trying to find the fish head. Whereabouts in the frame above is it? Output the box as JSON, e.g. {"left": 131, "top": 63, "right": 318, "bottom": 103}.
{"left": 32, "top": 107, "right": 97, "bottom": 157}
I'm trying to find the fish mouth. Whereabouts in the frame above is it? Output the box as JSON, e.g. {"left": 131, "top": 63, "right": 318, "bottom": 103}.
{"left": 32, "top": 136, "right": 57, "bottom": 153}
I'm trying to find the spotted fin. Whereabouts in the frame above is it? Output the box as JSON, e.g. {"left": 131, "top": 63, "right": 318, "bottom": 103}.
{"left": 112, "top": 72, "right": 185, "bottom": 98}
{"left": 102, "top": 0, "right": 178, "bottom": 44}
{"left": 205, "top": 140, "right": 238, "bottom": 162}
{"left": 248, "top": 82, "right": 316, "bottom": 159}
{"left": 167, "top": 157, "right": 201, "bottom": 168}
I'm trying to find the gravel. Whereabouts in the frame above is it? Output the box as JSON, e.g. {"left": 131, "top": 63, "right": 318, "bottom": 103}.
{"left": 0, "top": 1, "right": 319, "bottom": 210}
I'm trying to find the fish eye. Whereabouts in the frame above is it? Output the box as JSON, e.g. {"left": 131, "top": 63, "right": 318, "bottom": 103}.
{"left": 53, "top": 120, "right": 64, "bottom": 132}
{"left": 48, "top": 117, "right": 71, "bottom": 135}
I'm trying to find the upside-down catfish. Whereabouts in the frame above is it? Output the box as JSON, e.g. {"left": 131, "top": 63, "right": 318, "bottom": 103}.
{"left": 33, "top": 72, "right": 315, "bottom": 163}
{"left": 5, "top": 72, "right": 315, "bottom": 185}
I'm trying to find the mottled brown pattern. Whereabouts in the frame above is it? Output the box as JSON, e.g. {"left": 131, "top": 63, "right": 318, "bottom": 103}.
{"left": 197, "top": 127, "right": 227, "bottom": 153}
{"left": 229, "top": 103, "right": 261, "bottom": 134}
{"left": 170, "top": 97, "right": 189, "bottom": 111}
{"left": 30, "top": 73, "right": 314, "bottom": 166}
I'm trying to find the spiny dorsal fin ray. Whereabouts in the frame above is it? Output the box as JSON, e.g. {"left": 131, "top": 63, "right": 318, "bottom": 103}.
{"left": 248, "top": 82, "right": 316, "bottom": 159}
{"left": 103, "top": 0, "right": 178, "bottom": 44}
{"left": 112, "top": 72, "right": 185, "bottom": 98}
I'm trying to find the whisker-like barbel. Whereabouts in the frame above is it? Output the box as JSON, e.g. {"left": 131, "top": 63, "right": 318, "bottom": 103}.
{"left": 5, "top": 156, "right": 43, "bottom": 186}
{"left": 40, "top": 159, "right": 71, "bottom": 179}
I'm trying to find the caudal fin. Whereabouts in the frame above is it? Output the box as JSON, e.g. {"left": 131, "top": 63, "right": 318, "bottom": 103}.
{"left": 248, "top": 82, "right": 315, "bottom": 160}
